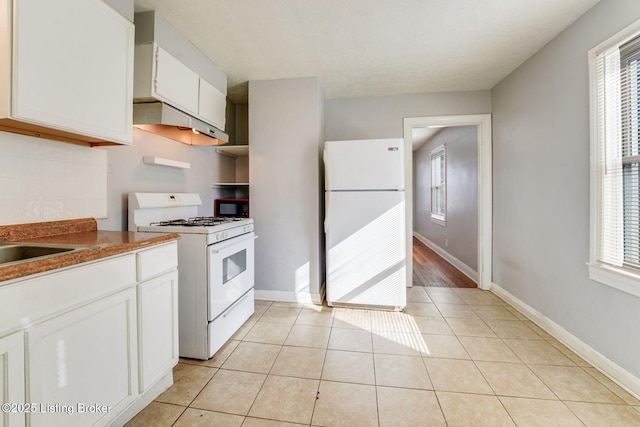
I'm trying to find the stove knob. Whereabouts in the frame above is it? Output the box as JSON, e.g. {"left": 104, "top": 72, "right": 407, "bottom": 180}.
{"left": 216, "top": 232, "right": 222, "bottom": 240}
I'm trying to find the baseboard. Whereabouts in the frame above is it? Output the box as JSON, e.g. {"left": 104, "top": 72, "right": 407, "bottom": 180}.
{"left": 311, "top": 281, "right": 326, "bottom": 305}
{"left": 490, "top": 282, "right": 640, "bottom": 399}
{"left": 413, "top": 232, "right": 478, "bottom": 283}
{"left": 254, "top": 289, "right": 316, "bottom": 304}
{"left": 110, "top": 369, "right": 174, "bottom": 426}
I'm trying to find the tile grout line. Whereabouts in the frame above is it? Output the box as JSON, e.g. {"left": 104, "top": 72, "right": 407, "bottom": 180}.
{"left": 191, "top": 301, "right": 273, "bottom": 424}
{"left": 446, "top": 289, "right": 637, "bottom": 424}
{"left": 455, "top": 288, "right": 515, "bottom": 425}
{"left": 449, "top": 289, "right": 547, "bottom": 426}
{"left": 310, "top": 305, "right": 343, "bottom": 427}
{"left": 458, "top": 294, "right": 570, "bottom": 409}
{"left": 161, "top": 315, "right": 255, "bottom": 424}
{"left": 135, "top": 288, "right": 640, "bottom": 426}
{"left": 370, "top": 314, "right": 381, "bottom": 427}
{"left": 241, "top": 304, "right": 304, "bottom": 424}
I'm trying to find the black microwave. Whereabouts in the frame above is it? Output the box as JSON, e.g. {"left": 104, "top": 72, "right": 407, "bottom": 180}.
{"left": 214, "top": 198, "right": 249, "bottom": 217}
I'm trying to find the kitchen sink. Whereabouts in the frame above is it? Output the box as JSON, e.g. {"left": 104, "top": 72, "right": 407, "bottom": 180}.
{"left": 0, "top": 243, "right": 93, "bottom": 266}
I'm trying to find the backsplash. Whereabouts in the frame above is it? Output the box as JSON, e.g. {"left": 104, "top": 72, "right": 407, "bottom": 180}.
{"left": 0, "top": 132, "right": 107, "bottom": 225}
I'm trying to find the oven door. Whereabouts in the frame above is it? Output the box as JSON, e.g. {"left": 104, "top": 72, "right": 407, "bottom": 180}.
{"left": 208, "top": 232, "right": 255, "bottom": 320}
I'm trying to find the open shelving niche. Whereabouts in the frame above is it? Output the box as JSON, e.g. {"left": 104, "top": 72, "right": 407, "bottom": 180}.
{"left": 214, "top": 145, "right": 248, "bottom": 157}
{"left": 212, "top": 145, "right": 249, "bottom": 200}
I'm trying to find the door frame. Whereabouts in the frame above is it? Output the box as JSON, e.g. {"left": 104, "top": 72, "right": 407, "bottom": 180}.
{"left": 403, "top": 114, "right": 492, "bottom": 290}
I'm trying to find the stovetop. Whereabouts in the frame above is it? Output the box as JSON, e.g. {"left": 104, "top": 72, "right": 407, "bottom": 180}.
{"left": 149, "top": 216, "right": 246, "bottom": 227}
{"left": 136, "top": 216, "right": 254, "bottom": 237}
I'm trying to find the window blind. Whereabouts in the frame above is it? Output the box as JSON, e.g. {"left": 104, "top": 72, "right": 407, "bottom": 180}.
{"left": 620, "top": 36, "right": 640, "bottom": 270}
{"left": 596, "top": 35, "right": 640, "bottom": 271}
{"left": 597, "top": 46, "right": 624, "bottom": 267}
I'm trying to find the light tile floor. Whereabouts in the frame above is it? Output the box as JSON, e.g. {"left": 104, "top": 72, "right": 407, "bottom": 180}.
{"left": 125, "top": 287, "right": 640, "bottom": 426}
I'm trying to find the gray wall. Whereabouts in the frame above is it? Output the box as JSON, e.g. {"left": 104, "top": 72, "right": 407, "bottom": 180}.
{"left": 325, "top": 91, "right": 491, "bottom": 140}
{"left": 492, "top": 0, "right": 640, "bottom": 378}
{"left": 326, "top": 89, "right": 490, "bottom": 291}
{"left": 98, "top": 98, "right": 250, "bottom": 230}
{"left": 97, "top": 128, "right": 234, "bottom": 231}
{"left": 414, "top": 126, "right": 478, "bottom": 271}
{"left": 134, "top": 11, "right": 227, "bottom": 93}
{"left": 104, "top": 0, "right": 133, "bottom": 21}
{"left": 234, "top": 103, "right": 249, "bottom": 145}
{"left": 249, "top": 77, "right": 324, "bottom": 302}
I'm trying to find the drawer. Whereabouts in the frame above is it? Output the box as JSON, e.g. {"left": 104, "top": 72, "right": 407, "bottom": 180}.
{"left": 208, "top": 288, "right": 254, "bottom": 358}
{"left": 137, "top": 241, "right": 178, "bottom": 282}
{"left": 0, "top": 254, "right": 136, "bottom": 336}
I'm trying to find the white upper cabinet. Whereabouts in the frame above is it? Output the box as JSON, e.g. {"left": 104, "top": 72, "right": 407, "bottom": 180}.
{"left": 154, "top": 47, "right": 199, "bottom": 116}
{"left": 198, "top": 77, "right": 226, "bottom": 130}
{"left": 134, "top": 43, "right": 227, "bottom": 131}
{"left": 0, "top": 0, "right": 134, "bottom": 145}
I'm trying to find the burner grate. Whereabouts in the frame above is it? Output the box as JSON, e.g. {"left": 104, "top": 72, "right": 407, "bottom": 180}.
{"left": 149, "top": 216, "right": 243, "bottom": 227}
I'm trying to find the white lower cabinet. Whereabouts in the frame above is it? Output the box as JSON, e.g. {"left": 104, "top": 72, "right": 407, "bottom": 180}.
{"left": 0, "top": 240, "right": 179, "bottom": 427}
{"left": 26, "top": 288, "right": 138, "bottom": 427}
{"left": 0, "top": 332, "right": 25, "bottom": 427}
{"left": 137, "top": 270, "right": 178, "bottom": 392}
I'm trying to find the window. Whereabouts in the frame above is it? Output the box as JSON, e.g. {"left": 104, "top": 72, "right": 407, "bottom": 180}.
{"left": 430, "top": 144, "right": 446, "bottom": 225}
{"left": 589, "top": 21, "right": 640, "bottom": 297}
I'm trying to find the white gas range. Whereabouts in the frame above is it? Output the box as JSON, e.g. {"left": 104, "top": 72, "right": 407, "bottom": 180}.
{"left": 129, "top": 192, "right": 256, "bottom": 360}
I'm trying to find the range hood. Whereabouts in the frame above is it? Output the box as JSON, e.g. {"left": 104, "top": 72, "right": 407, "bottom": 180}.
{"left": 133, "top": 102, "right": 229, "bottom": 146}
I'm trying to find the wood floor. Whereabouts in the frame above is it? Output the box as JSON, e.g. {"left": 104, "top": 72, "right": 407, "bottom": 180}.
{"left": 412, "top": 237, "right": 476, "bottom": 288}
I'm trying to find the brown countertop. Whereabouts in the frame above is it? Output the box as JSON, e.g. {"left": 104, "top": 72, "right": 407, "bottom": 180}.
{"left": 0, "top": 218, "right": 180, "bottom": 282}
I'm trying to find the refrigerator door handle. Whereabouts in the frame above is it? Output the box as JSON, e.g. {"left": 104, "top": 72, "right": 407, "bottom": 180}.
{"left": 323, "top": 149, "right": 330, "bottom": 190}
{"left": 324, "top": 148, "right": 330, "bottom": 234}
{"left": 324, "top": 190, "right": 330, "bottom": 233}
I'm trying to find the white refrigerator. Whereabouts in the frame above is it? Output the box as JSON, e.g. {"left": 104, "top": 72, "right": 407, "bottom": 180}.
{"left": 324, "top": 138, "right": 407, "bottom": 309}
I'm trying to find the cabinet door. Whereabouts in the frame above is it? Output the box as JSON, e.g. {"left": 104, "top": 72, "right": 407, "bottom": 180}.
{"left": 138, "top": 270, "right": 178, "bottom": 392}
{"left": 154, "top": 46, "right": 199, "bottom": 116}
{"left": 198, "top": 78, "right": 226, "bottom": 130}
{"left": 0, "top": 332, "right": 25, "bottom": 427}
{"left": 26, "top": 289, "right": 137, "bottom": 427}
{"left": 12, "top": 0, "right": 134, "bottom": 144}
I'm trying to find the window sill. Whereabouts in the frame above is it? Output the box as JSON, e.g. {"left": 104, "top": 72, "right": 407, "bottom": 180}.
{"left": 587, "top": 262, "right": 640, "bottom": 298}
{"left": 430, "top": 215, "right": 446, "bottom": 227}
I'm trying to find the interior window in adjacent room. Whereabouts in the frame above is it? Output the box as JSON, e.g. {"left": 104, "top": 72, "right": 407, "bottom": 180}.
{"left": 430, "top": 144, "right": 446, "bottom": 225}
{"left": 589, "top": 20, "right": 640, "bottom": 297}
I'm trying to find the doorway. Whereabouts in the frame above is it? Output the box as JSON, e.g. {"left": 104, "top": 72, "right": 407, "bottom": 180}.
{"left": 412, "top": 237, "right": 477, "bottom": 287}
{"left": 403, "top": 115, "right": 492, "bottom": 290}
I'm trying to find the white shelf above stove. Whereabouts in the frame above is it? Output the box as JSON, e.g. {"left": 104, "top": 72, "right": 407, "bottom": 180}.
{"left": 143, "top": 156, "right": 191, "bottom": 169}
{"left": 215, "top": 145, "right": 248, "bottom": 157}
{"left": 212, "top": 182, "right": 249, "bottom": 187}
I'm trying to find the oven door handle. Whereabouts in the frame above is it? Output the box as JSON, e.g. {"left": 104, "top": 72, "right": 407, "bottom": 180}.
{"left": 210, "top": 235, "right": 258, "bottom": 254}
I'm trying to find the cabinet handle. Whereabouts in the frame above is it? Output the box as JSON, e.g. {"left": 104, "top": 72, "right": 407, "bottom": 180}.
{"left": 211, "top": 235, "right": 258, "bottom": 254}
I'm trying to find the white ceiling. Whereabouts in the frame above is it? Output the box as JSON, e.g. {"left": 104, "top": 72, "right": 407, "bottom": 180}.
{"left": 133, "top": 0, "right": 599, "bottom": 104}
{"left": 412, "top": 127, "right": 443, "bottom": 151}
